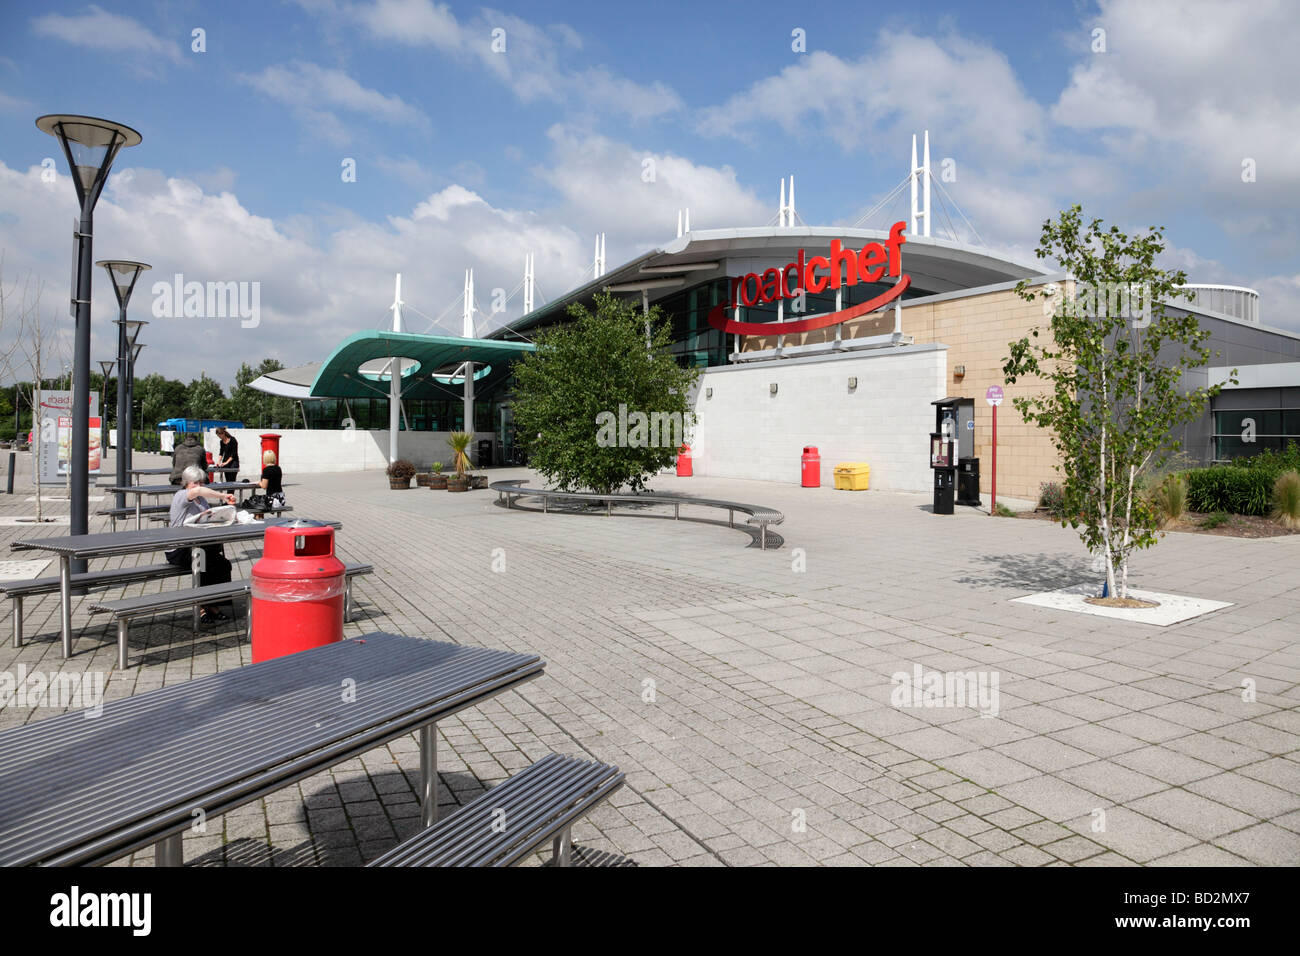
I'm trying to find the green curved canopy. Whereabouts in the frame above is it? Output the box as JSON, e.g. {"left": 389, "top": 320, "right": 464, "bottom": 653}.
{"left": 310, "top": 330, "right": 533, "bottom": 400}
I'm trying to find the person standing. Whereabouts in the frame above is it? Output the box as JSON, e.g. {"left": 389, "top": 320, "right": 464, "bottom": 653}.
{"left": 167, "top": 464, "right": 237, "bottom": 623}
{"left": 214, "top": 427, "right": 240, "bottom": 482}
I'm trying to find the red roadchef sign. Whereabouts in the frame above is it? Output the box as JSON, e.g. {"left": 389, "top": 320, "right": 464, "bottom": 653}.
{"left": 708, "top": 221, "right": 911, "bottom": 336}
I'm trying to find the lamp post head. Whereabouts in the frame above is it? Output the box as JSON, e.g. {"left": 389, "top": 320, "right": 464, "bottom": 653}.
{"left": 131, "top": 343, "right": 145, "bottom": 366}
{"left": 96, "top": 259, "right": 151, "bottom": 309}
{"left": 98, "top": 360, "right": 116, "bottom": 379}
{"left": 36, "top": 115, "right": 141, "bottom": 206}
{"left": 116, "top": 318, "right": 148, "bottom": 347}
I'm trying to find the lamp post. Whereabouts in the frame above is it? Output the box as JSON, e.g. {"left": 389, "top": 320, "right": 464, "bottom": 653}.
{"left": 128, "top": 341, "right": 145, "bottom": 465}
{"left": 37, "top": 114, "right": 141, "bottom": 572}
{"left": 96, "top": 260, "right": 149, "bottom": 509}
{"left": 98, "top": 359, "right": 115, "bottom": 493}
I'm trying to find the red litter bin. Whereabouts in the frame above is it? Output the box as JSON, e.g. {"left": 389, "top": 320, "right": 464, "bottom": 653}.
{"left": 250, "top": 519, "right": 346, "bottom": 663}
{"left": 260, "top": 432, "right": 282, "bottom": 466}
{"left": 676, "top": 444, "right": 693, "bottom": 477}
{"left": 801, "top": 446, "right": 821, "bottom": 487}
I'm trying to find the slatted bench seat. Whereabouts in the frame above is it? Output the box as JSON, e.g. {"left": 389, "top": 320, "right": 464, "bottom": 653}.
{"left": 89, "top": 563, "right": 375, "bottom": 668}
{"left": 490, "top": 479, "right": 786, "bottom": 548}
{"left": 97, "top": 504, "right": 170, "bottom": 531}
{"left": 368, "top": 753, "right": 624, "bottom": 867}
{"left": 2, "top": 563, "right": 188, "bottom": 649}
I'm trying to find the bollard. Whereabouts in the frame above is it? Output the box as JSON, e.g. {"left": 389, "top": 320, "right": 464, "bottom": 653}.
{"left": 5, "top": 451, "right": 13, "bottom": 495}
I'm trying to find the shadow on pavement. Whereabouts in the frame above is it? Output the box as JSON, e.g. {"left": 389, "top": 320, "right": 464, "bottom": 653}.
{"left": 954, "top": 550, "right": 1092, "bottom": 593}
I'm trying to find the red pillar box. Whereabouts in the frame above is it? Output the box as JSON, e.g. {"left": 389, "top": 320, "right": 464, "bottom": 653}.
{"left": 801, "top": 446, "right": 821, "bottom": 487}
{"left": 251, "top": 520, "right": 346, "bottom": 663}
{"left": 676, "top": 444, "right": 693, "bottom": 477}
{"left": 260, "top": 432, "right": 282, "bottom": 466}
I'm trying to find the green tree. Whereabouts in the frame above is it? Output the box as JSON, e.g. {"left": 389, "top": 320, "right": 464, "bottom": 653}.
{"left": 227, "top": 358, "right": 288, "bottom": 428}
{"left": 136, "top": 373, "right": 189, "bottom": 427}
{"left": 512, "top": 292, "right": 699, "bottom": 494}
{"left": 186, "top": 373, "right": 229, "bottom": 420}
{"left": 1004, "top": 206, "right": 1232, "bottom": 599}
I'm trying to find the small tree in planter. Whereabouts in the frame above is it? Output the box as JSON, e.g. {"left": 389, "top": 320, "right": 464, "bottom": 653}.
{"left": 429, "top": 460, "right": 447, "bottom": 490}
{"left": 386, "top": 458, "right": 416, "bottom": 489}
{"left": 1004, "top": 205, "right": 1232, "bottom": 600}
{"left": 446, "top": 433, "right": 472, "bottom": 492}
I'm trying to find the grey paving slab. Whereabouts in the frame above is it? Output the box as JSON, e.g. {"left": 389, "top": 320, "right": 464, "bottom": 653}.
{"left": 2, "top": 455, "right": 1297, "bottom": 866}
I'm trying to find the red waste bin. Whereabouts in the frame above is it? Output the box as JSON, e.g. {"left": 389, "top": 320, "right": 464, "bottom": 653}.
{"left": 676, "top": 444, "right": 693, "bottom": 477}
{"left": 801, "top": 446, "right": 821, "bottom": 487}
{"left": 260, "top": 432, "right": 282, "bottom": 466}
{"left": 250, "top": 520, "right": 346, "bottom": 663}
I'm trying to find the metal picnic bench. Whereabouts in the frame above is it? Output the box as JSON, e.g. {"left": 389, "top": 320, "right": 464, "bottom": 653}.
{"left": 8, "top": 518, "right": 342, "bottom": 658}
{"left": 86, "top": 562, "right": 373, "bottom": 669}
{"left": 106, "top": 481, "right": 259, "bottom": 530}
{"left": 0, "top": 633, "right": 548, "bottom": 866}
{"left": 490, "top": 479, "right": 785, "bottom": 548}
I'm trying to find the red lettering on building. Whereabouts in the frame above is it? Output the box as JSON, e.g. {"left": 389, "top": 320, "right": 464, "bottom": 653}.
{"left": 708, "top": 221, "right": 909, "bottom": 336}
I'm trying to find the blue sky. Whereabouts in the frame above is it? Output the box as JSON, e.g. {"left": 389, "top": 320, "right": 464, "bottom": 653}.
{"left": 1, "top": 0, "right": 1297, "bottom": 387}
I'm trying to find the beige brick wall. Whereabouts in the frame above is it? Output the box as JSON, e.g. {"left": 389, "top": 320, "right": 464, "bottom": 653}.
{"left": 741, "top": 288, "right": 1063, "bottom": 501}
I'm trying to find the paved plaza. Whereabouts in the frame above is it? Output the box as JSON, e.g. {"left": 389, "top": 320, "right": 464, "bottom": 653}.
{"left": 2, "top": 453, "right": 1298, "bottom": 867}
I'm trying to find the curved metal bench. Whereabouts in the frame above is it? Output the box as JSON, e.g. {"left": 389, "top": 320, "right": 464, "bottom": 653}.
{"left": 489, "top": 479, "right": 784, "bottom": 548}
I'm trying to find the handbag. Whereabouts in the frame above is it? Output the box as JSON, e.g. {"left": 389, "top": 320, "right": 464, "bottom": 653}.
{"left": 239, "top": 493, "right": 273, "bottom": 515}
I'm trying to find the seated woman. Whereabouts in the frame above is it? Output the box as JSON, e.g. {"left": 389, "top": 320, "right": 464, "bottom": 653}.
{"left": 167, "top": 464, "right": 237, "bottom": 623}
{"left": 259, "top": 449, "right": 285, "bottom": 507}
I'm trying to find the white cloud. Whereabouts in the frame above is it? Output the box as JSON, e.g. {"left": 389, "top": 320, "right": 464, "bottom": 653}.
{"left": 0, "top": 89, "right": 31, "bottom": 113}
{"left": 0, "top": 157, "right": 590, "bottom": 382}
{"left": 698, "top": 34, "right": 1047, "bottom": 166}
{"left": 1052, "top": 0, "right": 1300, "bottom": 252}
{"left": 240, "top": 62, "right": 430, "bottom": 144}
{"left": 31, "top": 4, "right": 182, "bottom": 64}
{"left": 357, "top": 0, "right": 461, "bottom": 50}
{"left": 305, "top": 0, "right": 682, "bottom": 121}
{"left": 535, "top": 126, "right": 769, "bottom": 250}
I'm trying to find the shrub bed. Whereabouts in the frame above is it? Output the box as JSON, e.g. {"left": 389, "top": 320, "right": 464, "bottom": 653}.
{"left": 1185, "top": 466, "right": 1273, "bottom": 516}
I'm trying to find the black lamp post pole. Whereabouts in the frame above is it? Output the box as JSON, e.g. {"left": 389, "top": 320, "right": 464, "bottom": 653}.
{"left": 38, "top": 115, "right": 141, "bottom": 580}
{"left": 115, "top": 314, "right": 128, "bottom": 507}
{"left": 70, "top": 200, "right": 94, "bottom": 569}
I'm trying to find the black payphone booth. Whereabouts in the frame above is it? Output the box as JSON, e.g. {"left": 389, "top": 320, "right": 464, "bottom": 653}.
{"left": 932, "top": 397, "right": 980, "bottom": 511}
{"left": 931, "top": 399, "right": 959, "bottom": 514}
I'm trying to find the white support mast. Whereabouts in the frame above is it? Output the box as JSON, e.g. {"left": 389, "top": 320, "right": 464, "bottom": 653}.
{"left": 779, "top": 175, "right": 797, "bottom": 226}
{"left": 523, "top": 253, "right": 534, "bottom": 314}
{"left": 388, "top": 273, "right": 403, "bottom": 464}
{"left": 910, "top": 131, "right": 932, "bottom": 238}
{"left": 463, "top": 268, "right": 475, "bottom": 441}
{"left": 593, "top": 233, "right": 606, "bottom": 278}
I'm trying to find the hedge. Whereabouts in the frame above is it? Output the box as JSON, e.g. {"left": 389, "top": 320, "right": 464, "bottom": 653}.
{"left": 1229, "top": 440, "right": 1300, "bottom": 483}
{"left": 1184, "top": 466, "right": 1274, "bottom": 516}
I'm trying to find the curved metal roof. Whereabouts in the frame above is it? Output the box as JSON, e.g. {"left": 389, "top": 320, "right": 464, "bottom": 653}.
{"left": 492, "top": 226, "right": 1046, "bottom": 339}
{"left": 305, "top": 330, "right": 533, "bottom": 400}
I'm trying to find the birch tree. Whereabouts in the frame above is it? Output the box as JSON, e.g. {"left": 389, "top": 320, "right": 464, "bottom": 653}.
{"left": 1004, "top": 206, "right": 1229, "bottom": 600}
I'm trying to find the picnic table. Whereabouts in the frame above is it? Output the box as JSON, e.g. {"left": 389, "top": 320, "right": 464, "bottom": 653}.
{"left": 11, "top": 517, "right": 341, "bottom": 658}
{"left": 106, "top": 481, "right": 259, "bottom": 529}
{"left": 0, "top": 633, "right": 544, "bottom": 866}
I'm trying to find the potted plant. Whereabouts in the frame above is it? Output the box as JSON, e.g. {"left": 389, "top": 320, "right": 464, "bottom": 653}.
{"left": 386, "top": 458, "right": 416, "bottom": 489}
{"left": 446, "top": 432, "right": 472, "bottom": 492}
{"left": 429, "top": 460, "right": 448, "bottom": 490}
{"left": 415, "top": 467, "right": 431, "bottom": 487}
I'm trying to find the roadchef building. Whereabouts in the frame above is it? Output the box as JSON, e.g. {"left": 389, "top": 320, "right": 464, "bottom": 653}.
{"left": 254, "top": 141, "right": 1300, "bottom": 497}
{"left": 491, "top": 230, "right": 1299, "bottom": 500}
